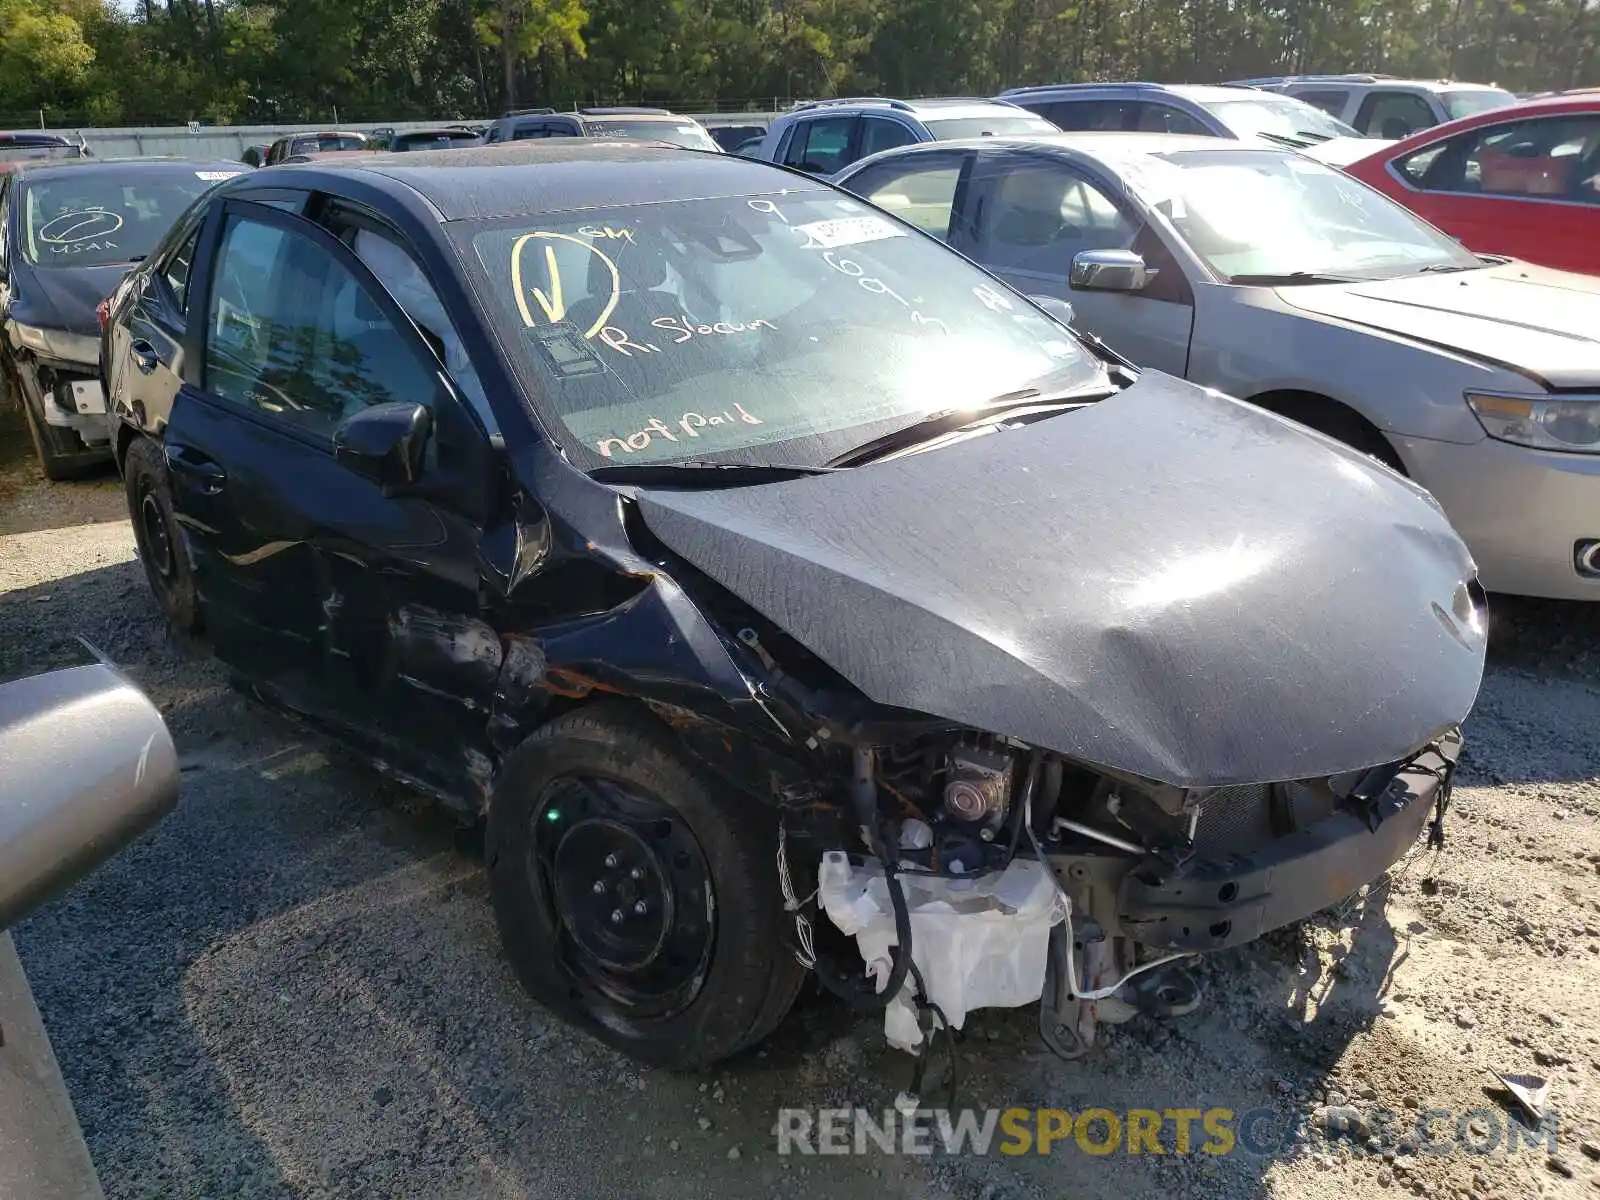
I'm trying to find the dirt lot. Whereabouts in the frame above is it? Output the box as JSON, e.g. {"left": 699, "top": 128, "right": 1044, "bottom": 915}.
{"left": 3, "top": 406, "right": 1600, "bottom": 1200}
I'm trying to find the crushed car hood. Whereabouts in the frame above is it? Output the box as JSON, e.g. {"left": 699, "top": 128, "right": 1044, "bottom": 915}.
{"left": 1299, "top": 136, "right": 1393, "bottom": 168}
{"left": 16, "top": 263, "right": 129, "bottom": 340}
{"left": 636, "top": 372, "right": 1486, "bottom": 788}
{"left": 1278, "top": 262, "right": 1600, "bottom": 389}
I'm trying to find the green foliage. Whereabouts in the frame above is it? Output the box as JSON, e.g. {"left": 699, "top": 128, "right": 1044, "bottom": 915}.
{"left": 0, "top": 0, "right": 1593, "bottom": 127}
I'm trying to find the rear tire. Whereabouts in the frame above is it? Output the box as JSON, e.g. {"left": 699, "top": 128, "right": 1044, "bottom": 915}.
{"left": 487, "top": 702, "right": 805, "bottom": 1069}
{"left": 124, "top": 436, "right": 200, "bottom": 635}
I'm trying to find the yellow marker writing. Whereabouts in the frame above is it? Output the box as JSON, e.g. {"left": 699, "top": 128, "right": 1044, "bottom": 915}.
{"left": 509, "top": 231, "right": 620, "bottom": 339}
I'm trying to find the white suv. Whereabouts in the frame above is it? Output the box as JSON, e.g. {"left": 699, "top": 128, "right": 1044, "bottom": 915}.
{"left": 1230, "top": 74, "right": 1516, "bottom": 138}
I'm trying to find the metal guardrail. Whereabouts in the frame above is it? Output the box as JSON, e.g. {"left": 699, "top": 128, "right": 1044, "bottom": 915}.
{"left": 38, "top": 114, "right": 783, "bottom": 162}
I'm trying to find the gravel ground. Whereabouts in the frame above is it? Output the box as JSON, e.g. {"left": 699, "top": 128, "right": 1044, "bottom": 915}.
{"left": 3, "top": 404, "right": 1600, "bottom": 1200}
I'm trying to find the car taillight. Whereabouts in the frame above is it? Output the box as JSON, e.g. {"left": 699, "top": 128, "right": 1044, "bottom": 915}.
{"left": 95, "top": 298, "right": 109, "bottom": 332}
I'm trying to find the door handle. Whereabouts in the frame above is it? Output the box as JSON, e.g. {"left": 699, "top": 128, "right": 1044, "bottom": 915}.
{"left": 165, "top": 445, "right": 227, "bottom": 495}
{"left": 131, "top": 339, "right": 159, "bottom": 375}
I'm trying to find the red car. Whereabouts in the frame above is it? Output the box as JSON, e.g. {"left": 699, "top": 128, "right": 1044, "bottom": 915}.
{"left": 1342, "top": 93, "right": 1600, "bottom": 276}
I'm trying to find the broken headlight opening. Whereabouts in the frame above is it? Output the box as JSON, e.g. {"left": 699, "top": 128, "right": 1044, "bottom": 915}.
{"left": 786, "top": 726, "right": 1461, "bottom": 1106}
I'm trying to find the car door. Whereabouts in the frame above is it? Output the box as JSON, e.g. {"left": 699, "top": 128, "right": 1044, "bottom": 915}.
{"left": 965, "top": 152, "right": 1193, "bottom": 374}
{"left": 837, "top": 150, "right": 976, "bottom": 242}
{"left": 1388, "top": 113, "right": 1600, "bottom": 274}
{"left": 163, "top": 198, "right": 499, "bottom": 795}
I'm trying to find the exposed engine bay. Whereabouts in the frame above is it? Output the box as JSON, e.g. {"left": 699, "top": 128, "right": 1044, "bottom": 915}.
{"left": 780, "top": 726, "right": 1459, "bottom": 1096}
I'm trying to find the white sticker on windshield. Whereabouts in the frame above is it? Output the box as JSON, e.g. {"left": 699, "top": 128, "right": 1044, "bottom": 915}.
{"left": 794, "top": 215, "right": 905, "bottom": 249}
{"left": 196, "top": 171, "right": 242, "bottom": 181}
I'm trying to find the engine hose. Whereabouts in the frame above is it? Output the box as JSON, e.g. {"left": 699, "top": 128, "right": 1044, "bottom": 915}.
{"left": 812, "top": 745, "right": 914, "bottom": 1012}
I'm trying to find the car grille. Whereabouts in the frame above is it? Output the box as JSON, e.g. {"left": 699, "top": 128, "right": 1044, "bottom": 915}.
{"left": 1191, "top": 784, "right": 1275, "bottom": 857}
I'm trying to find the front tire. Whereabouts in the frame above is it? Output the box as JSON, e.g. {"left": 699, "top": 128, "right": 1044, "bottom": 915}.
{"left": 487, "top": 703, "right": 805, "bottom": 1069}
{"left": 124, "top": 435, "right": 200, "bottom": 634}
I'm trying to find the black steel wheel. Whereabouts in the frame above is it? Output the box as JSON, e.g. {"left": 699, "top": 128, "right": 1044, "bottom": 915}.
{"left": 487, "top": 703, "right": 806, "bottom": 1069}
{"left": 540, "top": 779, "right": 715, "bottom": 1019}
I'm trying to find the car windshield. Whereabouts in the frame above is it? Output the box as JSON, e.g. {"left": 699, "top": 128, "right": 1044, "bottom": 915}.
{"left": 924, "top": 114, "right": 1061, "bottom": 139}
{"left": 393, "top": 131, "right": 478, "bottom": 151}
{"left": 1442, "top": 88, "right": 1517, "bottom": 120}
{"left": 1200, "top": 96, "right": 1360, "bottom": 143}
{"left": 1132, "top": 147, "right": 1479, "bottom": 281}
{"left": 0, "top": 144, "right": 82, "bottom": 163}
{"left": 22, "top": 168, "right": 238, "bottom": 268}
{"left": 585, "top": 120, "right": 719, "bottom": 151}
{"left": 290, "top": 134, "right": 366, "bottom": 155}
{"left": 465, "top": 191, "right": 1104, "bottom": 469}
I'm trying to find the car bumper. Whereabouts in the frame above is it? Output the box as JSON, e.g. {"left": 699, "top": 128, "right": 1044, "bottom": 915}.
{"left": 1102, "top": 734, "right": 1459, "bottom": 953}
{"left": 1395, "top": 432, "right": 1600, "bottom": 601}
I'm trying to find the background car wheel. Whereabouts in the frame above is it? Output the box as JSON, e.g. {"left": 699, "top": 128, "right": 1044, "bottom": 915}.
{"left": 487, "top": 702, "right": 805, "bottom": 1069}
{"left": 1256, "top": 391, "right": 1407, "bottom": 475}
{"left": 123, "top": 436, "right": 200, "bottom": 635}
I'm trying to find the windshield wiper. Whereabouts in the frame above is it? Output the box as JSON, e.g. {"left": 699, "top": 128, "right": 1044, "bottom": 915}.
{"left": 1255, "top": 131, "right": 1315, "bottom": 149}
{"left": 824, "top": 385, "right": 1113, "bottom": 469}
{"left": 1294, "top": 130, "right": 1335, "bottom": 144}
{"left": 587, "top": 460, "right": 838, "bottom": 487}
{"left": 1413, "top": 262, "right": 1484, "bottom": 274}
{"left": 1228, "top": 271, "right": 1360, "bottom": 286}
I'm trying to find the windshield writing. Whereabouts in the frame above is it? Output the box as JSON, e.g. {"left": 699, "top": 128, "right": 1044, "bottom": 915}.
{"left": 468, "top": 192, "right": 1101, "bottom": 468}
{"left": 23, "top": 171, "right": 237, "bottom": 268}
{"left": 586, "top": 120, "right": 718, "bottom": 150}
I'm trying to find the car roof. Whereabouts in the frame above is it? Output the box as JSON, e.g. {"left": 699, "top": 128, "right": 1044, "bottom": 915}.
{"left": 838, "top": 130, "right": 1275, "bottom": 178}
{"left": 8, "top": 155, "right": 246, "bottom": 181}
{"left": 787, "top": 97, "right": 1028, "bottom": 120}
{"left": 257, "top": 141, "right": 826, "bottom": 221}
{"left": 0, "top": 132, "right": 75, "bottom": 145}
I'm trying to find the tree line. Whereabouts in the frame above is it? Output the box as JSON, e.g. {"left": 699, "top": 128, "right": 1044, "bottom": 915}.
{"left": 3, "top": 0, "right": 1595, "bottom": 128}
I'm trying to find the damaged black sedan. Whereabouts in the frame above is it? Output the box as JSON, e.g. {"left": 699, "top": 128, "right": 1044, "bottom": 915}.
{"left": 2, "top": 157, "right": 245, "bottom": 478}
{"left": 103, "top": 142, "right": 1486, "bottom": 1071}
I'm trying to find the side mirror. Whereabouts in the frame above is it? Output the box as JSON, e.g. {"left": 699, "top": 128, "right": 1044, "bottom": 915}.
{"left": 1027, "top": 294, "right": 1077, "bottom": 328}
{"left": 0, "top": 663, "right": 179, "bottom": 933}
{"left": 333, "top": 401, "right": 431, "bottom": 487}
{"left": 1070, "top": 249, "right": 1154, "bottom": 293}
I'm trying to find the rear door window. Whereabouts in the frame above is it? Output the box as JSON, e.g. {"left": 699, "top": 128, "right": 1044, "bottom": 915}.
{"left": 781, "top": 116, "right": 857, "bottom": 174}
{"left": 1354, "top": 91, "right": 1437, "bottom": 139}
{"left": 1035, "top": 100, "right": 1133, "bottom": 131}
{"left": 858, "top": 116, "right": 919, "bottom": 158}
{"left": 1294, "top": 89, "right": 1350, "bottom": 117}
{"left": 1132, "top": 103, "right": 1212, "bottom": 135}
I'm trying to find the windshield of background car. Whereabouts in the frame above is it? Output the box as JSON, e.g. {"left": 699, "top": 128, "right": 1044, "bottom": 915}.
{"left": 21, "top": 168, "right": 240, "bottom": 268}
{"left": 466, "top": 192, "right": 1104, "bottom": 468}
{"left": 1200, "top": 96, "right": 1359, "bottom": 142}
{"left": 1442, "top": 88, "right": 1517, "bottom": 120}
{"left": 1131, "top": 148, "right": 1479, "bottom": 281}
{"left": 584, "top": 120, "right": 719, "bottom": 151}
{"left": 0, "top": 144, "right": 82, "bottom": 164}
{"left": 924, "top": 114, "right": 1060, "bottom": 138}
{"left": 395, "top": 131, "right": 479, "bottom": 151}
{"left": 290, "top": 134, "right": 366, "bottom": 155}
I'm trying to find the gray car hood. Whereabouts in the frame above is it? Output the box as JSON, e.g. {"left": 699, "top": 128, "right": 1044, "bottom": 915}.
{"left": 1278, "top": 262, "right": 1600, "bottom": 389}
{"left": 636, "top": 373, "right": 1486, "bottom": 788}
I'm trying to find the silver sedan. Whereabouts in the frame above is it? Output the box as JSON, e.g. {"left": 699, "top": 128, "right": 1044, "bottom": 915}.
{"left": 833, "top": 132, "right": 1600, "bottom": 601}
